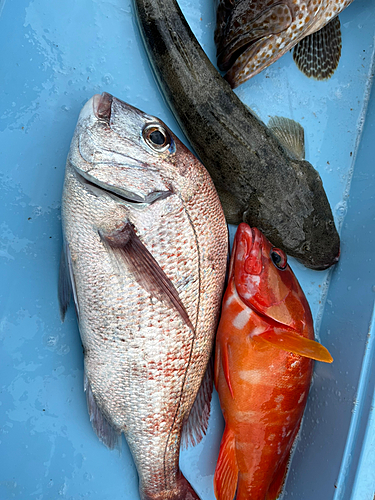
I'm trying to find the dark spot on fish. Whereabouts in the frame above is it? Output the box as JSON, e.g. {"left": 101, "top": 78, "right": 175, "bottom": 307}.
{"left": 350, "top": 152, "right": 353, "bottom": 157}
{"left": 28, "top": 217, "right": 31, "bottom": 220}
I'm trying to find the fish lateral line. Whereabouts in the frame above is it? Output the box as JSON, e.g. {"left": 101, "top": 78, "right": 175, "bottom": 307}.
{"left": 99, "top": 221, "right": 195, "bottom": 332}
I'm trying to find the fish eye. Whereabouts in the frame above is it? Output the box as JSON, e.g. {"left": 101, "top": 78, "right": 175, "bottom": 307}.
{"left": 301, "top": 242, "right": 311, "bottom": 253}
{"left": 143, "top": 124, "right": 171, "bottom": 152}
{"left": 270, "top": 247, "right": 287, "bottom": 270}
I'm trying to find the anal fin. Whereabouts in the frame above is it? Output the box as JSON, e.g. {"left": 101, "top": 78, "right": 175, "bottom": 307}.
{"left": 293, "top": 16, "right": 342, "bottom": 80}
{"left": 256, "top": 330, "right": 333, "bottom": 363}
{"left": 214, "top": 425, "right": 239, "bottom": 500}
{"left": 84, "top": 374, "right": 121, "bottom": 450}
{"left": 58, "top": 242, "right": 79, "bottom": 321}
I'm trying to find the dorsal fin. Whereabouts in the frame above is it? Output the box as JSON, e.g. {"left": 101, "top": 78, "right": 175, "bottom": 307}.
{"left": 181, "top": 357, "right": 214, "bottom": 448}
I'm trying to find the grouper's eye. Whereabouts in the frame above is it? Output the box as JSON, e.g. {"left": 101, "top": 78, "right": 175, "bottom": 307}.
{"left": 270, "top": 247, "right": 287, "bottom": 270}
{"left": 143, "top": 124, "right": 171, "bottom": 153}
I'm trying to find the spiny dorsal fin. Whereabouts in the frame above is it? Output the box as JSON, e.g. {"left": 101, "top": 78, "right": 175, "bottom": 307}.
{"left": 293, "top": 16, "right": 342, "bottom": 80}
{"left": 181, "top": 357, "right": 214, "bottom": 448}
{"left": 99, "top": 222, "right": 195, "bottom": 332}
{"left": 268, "top": 116, "right": 305, "bottom": 161}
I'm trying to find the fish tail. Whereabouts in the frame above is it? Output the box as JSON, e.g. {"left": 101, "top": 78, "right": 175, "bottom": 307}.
{"left": 214, "top": 425, "right": 238, "bottom": 500}
{"left": 140, "top": 471, "right": 200, "bottom": 500}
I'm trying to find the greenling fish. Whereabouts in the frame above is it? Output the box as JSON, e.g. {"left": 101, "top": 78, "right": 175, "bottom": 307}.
{"left": 134, "top": 0, "right": 340, "bottom": 270}
{"left": 215, "top": 0, "right": 354, "bottom": 88}
{"left": 58, "top": 92, "right": 228, "bottom": 500}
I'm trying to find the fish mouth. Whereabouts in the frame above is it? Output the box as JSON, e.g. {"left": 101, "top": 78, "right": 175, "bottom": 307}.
{"left": 303, "top": 251, "right": 340, "bottom": 271}
{"left": 93, "top": 92, "right": 113, "bottom": 122}
{"left": 75, "top": 168, "right": 173, "bottom": 206}
{"left": 217, "top": 35, "right": 268, "bottom": 73}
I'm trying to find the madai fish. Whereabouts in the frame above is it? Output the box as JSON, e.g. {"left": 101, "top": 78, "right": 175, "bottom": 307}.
{"left": 215, "top": 0, "right": 354, "bottom": 88}
{"left": 134, "top": 0, "right": 340, "bottom": 270}
{"left": 58, "top": 92, "right": 228, "bottom": 500}
{"left": 214, "top": 223, "right": 333, "bottom": 500}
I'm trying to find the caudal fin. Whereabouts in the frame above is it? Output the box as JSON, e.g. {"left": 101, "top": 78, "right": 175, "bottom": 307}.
{"left": 214, "top": 425, "right": 238, "bottom": 500}
{"left": 141, "top": 471, "right": 200, "bottom": 500}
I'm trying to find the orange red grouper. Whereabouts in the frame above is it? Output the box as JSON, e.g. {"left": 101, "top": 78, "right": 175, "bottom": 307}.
{"left": 214, "top": 223, "right": 333, "bottom": 500}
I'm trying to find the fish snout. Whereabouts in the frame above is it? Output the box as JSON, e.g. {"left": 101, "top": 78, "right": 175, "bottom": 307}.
{"left": 93, "top": 92, "right": 113, "bottom": 121}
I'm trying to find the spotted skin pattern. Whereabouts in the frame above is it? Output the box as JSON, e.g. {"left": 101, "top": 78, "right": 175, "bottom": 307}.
{"left": 215, "top": 0, "right": 354, "bottom": 87}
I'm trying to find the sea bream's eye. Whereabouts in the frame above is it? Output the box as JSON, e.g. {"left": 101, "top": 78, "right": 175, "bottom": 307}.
{"left": 270, "top": 247, "right": 287, "bottom": 270}
{"left": 143, "top": 124, "right": 171, "bottom": 153}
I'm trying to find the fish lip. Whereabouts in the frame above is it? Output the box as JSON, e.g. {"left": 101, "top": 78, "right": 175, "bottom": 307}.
{"left": 302, "top": 252, "right": 340, "bottom": 271}
{"left": 93, "top": 92, "right": 113, "bottom": 122}
{"left": 217, "top": 33, "right": 267, "bottom": 72}
{"left": 74, "top": 167, "right": 173, "bottom": 205}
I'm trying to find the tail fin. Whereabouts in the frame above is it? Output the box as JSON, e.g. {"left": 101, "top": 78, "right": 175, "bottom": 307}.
{"left": 140, "top": 471, "right": 200, "bottom": 500}
{"left": 214, "top": 425, "right": 238, "bottom": 500}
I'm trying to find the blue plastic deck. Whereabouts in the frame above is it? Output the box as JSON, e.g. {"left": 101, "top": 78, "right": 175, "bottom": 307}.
{"left": 0, "top": 0, "right": 374, "bottom": 499}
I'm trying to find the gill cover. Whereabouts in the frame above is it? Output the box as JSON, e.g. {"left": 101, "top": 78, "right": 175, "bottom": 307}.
{"left": 232, "top": 223, "right": 333, "bottom": 363}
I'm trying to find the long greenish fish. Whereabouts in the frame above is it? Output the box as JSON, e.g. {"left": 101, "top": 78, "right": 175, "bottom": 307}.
{"left": 133, "top": 0, "right": 340, "bottom": 270}
{"left": 59, "top": 92, "right": 228, "bottom": 500}
{"left": 215, "top": 0, "right": 354, "bottom": 88}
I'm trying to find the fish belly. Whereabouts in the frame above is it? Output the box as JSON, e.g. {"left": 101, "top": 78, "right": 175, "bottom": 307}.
{"left": 216, "top": 336, "right": 313, "bottom": 499}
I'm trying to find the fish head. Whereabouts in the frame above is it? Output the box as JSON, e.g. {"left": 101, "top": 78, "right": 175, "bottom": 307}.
{"left": 281, "top": 158, "right": 340, "bottom": 271}
{"left": 215, "top": 0, "right": 332, "bottom": 87}
{"left": 68, "top": 92, "right": 206, "bottom": 207}
{"left": 231, "top": 223, "right": 312, "bottom": 333}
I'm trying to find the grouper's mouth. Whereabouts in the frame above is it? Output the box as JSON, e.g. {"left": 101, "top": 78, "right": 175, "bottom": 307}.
{"left": 217, "top": 34, "right": 271, "bottom": 73}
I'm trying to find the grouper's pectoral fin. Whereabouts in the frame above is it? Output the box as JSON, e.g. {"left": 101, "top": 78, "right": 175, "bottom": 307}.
{"left": 99, "top": 221, "right": 195, "bottom": 332}
{"left": 293, "top": 16, "right": 342, "bottom": 80}
{"left": 256, "top": 330, "right": 333, "bottom": 363}
{"left": 181, "top": 356, "right": 214, "bottom": 448}
{"left": 84, "top": 373, "right": 122, "bottom": 450}
{"left": 58, "top": 242, "right": 79, "bottom": 321}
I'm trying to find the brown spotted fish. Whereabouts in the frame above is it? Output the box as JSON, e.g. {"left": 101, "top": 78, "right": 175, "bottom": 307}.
{"left": 58, "top": 92, "right": 228, "bottom": 500}
{"left": 215, "top": 0, "right": 354, "bottom": 88}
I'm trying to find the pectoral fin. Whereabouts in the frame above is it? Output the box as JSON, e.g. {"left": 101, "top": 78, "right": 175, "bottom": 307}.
{"left": 268, "top": 116, "right": 305, "bottom": 161}
{"left": 99, "top": 222, "right": 194, "bottom": 332}
{"left": 257, "top": 330, "right": 333, "bottom": 363}
{"left": 293, "top": 16, "right": 342, "bottom": 80}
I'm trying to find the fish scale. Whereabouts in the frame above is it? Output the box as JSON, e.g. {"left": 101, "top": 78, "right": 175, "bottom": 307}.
{"left": 216, "top": 0, "right": 354, "bottom": 87}
{"left": 59, "top": 93, "right": 228, "bottom": 500}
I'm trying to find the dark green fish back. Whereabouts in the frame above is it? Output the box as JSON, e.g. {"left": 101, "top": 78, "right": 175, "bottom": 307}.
{"left": 134, "top": 0, "right": 340, "bottom": 269}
